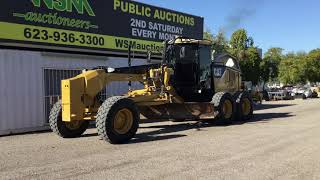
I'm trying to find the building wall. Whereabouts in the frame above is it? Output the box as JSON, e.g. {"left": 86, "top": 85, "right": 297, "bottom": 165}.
{"left": 0, "top": 49, "right": 147, "bottom": 135}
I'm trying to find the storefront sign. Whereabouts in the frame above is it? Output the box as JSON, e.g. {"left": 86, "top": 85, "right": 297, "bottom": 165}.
{"left": 0, "top": 0, "right": 204, "bottom": 56}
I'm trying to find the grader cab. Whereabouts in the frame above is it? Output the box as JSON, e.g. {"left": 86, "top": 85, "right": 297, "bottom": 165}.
{"left": 49, "top": 37, "right": 254, "bottom": 144}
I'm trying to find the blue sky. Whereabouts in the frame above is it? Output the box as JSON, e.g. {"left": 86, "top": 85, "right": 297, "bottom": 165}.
{"left": 138, "top": 0, "right": 320, "bottom": 54}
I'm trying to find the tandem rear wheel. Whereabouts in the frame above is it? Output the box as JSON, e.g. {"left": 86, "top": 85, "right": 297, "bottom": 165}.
{"left": 234, "top": 91, "right": 254, "bottom": 121}
{"left": 96, "top": 96, "right": 140, "bottom": 144}
{"left": 211, "top": 91, "right": 254, "bottom": 125}
{"left": 211, "top": 92, "right": 236, "bottom": 125}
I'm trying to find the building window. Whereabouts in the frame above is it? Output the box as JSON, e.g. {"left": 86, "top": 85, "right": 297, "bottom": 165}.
{"left": 43, "top": 68, "right": 141, "bottom": 123}
{"left": 43, "top": 69, "right": 82, "bottom": 123}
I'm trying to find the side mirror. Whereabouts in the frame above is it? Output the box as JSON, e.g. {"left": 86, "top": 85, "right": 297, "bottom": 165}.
{"left": 211, "top": 50, "right": 215, "bottom": 61}
{"left": 147, "top": 51, "right": 152, "bottom": 63}
{"left": 179, "top": 47, "right": 185, "bottom": 58}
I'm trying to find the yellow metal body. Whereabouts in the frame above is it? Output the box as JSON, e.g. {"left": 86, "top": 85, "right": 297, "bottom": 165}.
{"left": 242, "top": 98, "right": 251, "bottom": 116}
{"left": 60, "top": 38, "right": 242, "bottom": 123}
{"left": 61, "top": 63, "right": 242, "bottom": 122}
{"left": 61, "top": 66, "right": 176, "bottom": 122}
{"left": 222, "top": 99, "right": 233, "bottom": 119}
{"left": 114, "top": 108, "right": 133, "bottom": 134}
{"left": 311, "top": 87, "right": 320, "bottom": 98}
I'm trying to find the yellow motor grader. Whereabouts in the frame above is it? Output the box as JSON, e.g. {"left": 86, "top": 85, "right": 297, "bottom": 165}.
{"left": 49, "top": 37, "right": 254, "bottom": 144}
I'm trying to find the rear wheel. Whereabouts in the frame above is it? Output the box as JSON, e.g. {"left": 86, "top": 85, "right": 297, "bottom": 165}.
{"left": 235, "top": 91, "right": 254, "bottom": 121}
{"left": 96, "top": 96, "right": 139, "bottom": 144}
{"left": 211, "top": 92, "right": 235, "bottom": 125}
{"left": 49, "top": 101, "right": 89, "bottom": 138}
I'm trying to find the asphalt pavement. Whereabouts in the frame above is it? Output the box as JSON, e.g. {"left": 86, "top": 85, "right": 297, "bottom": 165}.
{"left": 0, "top": 99, "right": 320, "bottom": 180}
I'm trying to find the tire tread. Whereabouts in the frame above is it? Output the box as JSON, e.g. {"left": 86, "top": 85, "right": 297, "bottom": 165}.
{"left": 96, "top": 96, "right": 139, "bottom": 144}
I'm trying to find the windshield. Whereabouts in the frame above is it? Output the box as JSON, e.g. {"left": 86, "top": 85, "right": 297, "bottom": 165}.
{"left": 199, "top": 45, "right": 212, "bottom": 82}
{"left": 199, "top": 45, "right": 211, "bottom": 69}
{"left": 166, "top": 44, "right": 198, "bottom": 64}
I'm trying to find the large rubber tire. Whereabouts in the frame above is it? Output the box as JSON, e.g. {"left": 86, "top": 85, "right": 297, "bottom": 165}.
{"left": 96, "top": 96, "right": 139, "bottom": 144}
{"left": 49, "top": 101, "right": 89, "bottom": 138}
{"left": 235, "top": 91, "right": 254, "bottom": 121}
{"left": 211, "top": 92, "right": 235, "bottom": 125}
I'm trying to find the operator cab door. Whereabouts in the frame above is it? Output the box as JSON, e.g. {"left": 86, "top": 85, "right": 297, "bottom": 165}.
{"left": 170, "top": 45, "right": 198, "bottom": 90}
{"left": 198, "top": 45, "right": 213, "bottom": 93}
{"left": 168, "top": 44, "right": 213, "bottom": 102}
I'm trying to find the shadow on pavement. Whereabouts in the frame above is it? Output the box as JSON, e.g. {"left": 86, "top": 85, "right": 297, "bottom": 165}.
{"left": 128, "top": 122, "right": 206, "bottom": 144}
{"left": 129, "top": 134, "right": 187, "bottom": 144}
{"left": 80, "top": 131, "right": 187, "bottom": 144}
{"left": 254, "top": 103, "right": 296, "bottom": 111}
{"left": 236, "top": 112, "right": 295, "bottom": 125}
{"left": 81, "top": 133, "right": 98, "bottom": 138}
{"left": 128, "top": 112, "right": 295, "bottom": 143}
{"left": 79, "top": 111, "right": 295, "bottom": 143}
{"left": 140, "top": 118, "right": 196, "bottom": 124}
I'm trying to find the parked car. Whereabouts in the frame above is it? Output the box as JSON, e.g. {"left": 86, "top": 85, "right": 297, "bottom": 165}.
{"left": 292, "top": 87, "right": 317, "bottom": 99}
{"left": 268, "top": 89, "right": 295, "bottom": 101}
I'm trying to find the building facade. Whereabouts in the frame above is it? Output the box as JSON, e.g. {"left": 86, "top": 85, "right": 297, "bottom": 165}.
{"left": 0, "top": 49, "right": 147, "bottom": 135}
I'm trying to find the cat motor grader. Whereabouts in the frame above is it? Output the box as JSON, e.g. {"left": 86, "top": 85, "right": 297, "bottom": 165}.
{"left": 49, "top": 37, "right": 254, "bottom": 144}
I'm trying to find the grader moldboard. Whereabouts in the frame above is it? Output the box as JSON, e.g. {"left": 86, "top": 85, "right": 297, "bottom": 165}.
{"left": 49, "top": 37, "right": 254, "bottom": 144}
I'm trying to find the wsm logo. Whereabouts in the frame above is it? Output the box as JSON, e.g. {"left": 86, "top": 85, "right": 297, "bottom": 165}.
{"left": 31, "top": 0, "right": 96, "bottom": 16}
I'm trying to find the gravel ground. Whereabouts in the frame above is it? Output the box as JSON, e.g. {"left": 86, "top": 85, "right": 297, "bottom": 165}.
{"left": 0, "top": 99, "right": 320, "bottom": 180}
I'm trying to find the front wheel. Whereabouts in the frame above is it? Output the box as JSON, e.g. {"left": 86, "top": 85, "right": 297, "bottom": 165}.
{"left": 49, "top": 101, "right": 89, "bottom": 138}
{"left": 96, "top": 96, "right": 139, "bottom": 144}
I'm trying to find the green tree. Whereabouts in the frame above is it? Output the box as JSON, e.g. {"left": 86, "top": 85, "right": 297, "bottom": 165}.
{"left": 278, "top": 54, "right": 305, "bottom": 85}
{"left": 212, "top": 30, "right": 229, "bottom": 55}
{"left": 229, "top": 29, "right": 255, "bottom": 60}
{"left": 259, "top": 59, "right": 273, "bottom": 88}
{"left": 229, "top": 29, "right": 248, "bottom": 50}
{"left": 264, "top": 47, "right": 283, "bottom": 63}
{"left": 204, "top": 29, "right": 228, "bottom": 56}
{"left": 262, "top": 47, "right": 284, "bottom": 82}
{"left": 229, "top": 29, "right": 247, "bottom": 60}
{"left": 305, "top": 49, "right": 320, "bottom": 83}
{"left": 246, "top": 37, "right": 254, "bottom": 48}
{"left": 203, "top": 29, "right": 214, "bottom": 41}
{"left": 309, "top": 49, "right": 320, "bottom": 60}
{"left": 228, "top": 29, "right": 261, "bottom": 85}
{"left": 240, "top": 47, "right": 262, "bottom": 85}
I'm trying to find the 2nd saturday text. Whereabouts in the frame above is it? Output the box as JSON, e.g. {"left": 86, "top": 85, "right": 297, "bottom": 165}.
{"left": 130, "top": 18, "right": 183, "bottom": 40}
